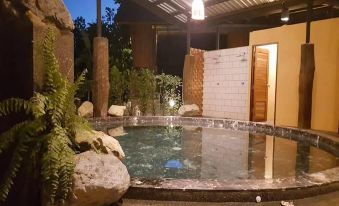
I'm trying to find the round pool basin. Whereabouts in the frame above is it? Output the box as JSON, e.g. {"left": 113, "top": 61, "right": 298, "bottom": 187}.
{"left": 91, "top": 116, "right": 339, "bottom": 202}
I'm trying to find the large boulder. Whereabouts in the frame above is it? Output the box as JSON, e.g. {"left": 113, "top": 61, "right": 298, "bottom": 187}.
{"left": 3, "top": 0, "right": 74, "bottom": 30}
{"left": 108, "top": 105, "right": 126, "bottom": 117}
{"left": 70, "top": 151, "right": 130, "bottom": 206}
{"left": 78, "top": 101, "right": 94, "bottom": 118}
{"left": 178, "top": 104, "right": 200, "bottom": 117}
{"left": 75, "top": 129, "right": 125, "bottom": 160}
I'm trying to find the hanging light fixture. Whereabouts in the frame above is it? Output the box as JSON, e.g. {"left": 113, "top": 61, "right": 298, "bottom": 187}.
{"left": 192, "top": 0, "right": 205, "bottom": 20}
{"left": 281, "top": 2, "right": 289, "bottom": 22}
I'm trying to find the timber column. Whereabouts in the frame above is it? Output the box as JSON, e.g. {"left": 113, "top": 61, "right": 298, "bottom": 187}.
{"left": 298, "top": 0, "right": 315, "bottom": 129}
{"left": 93, "top": 0, "right": 109, "bottom": 118}
{"left": 93, "top": 37, "right": 109, "bottom": 118}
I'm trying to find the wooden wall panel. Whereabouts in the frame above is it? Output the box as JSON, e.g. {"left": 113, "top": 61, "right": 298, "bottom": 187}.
{"left": 130, "top": 23, "right": 156, "bottom": 70}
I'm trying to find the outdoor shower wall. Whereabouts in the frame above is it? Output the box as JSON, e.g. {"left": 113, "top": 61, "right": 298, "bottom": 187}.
{"left": 250, "top": 18, "right": 339, "bottom": 133}
{"left": 203, "top": 47, "right": 249, "bottom": 120}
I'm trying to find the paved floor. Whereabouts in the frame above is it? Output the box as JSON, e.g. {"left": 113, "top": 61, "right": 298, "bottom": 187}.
{"left": 123, "top": 191, "right": 339, "bottom": 206}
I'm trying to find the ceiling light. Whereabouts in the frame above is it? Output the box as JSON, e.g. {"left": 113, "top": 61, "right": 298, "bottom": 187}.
{"left": 192, "top": 0, "right": 205, "bottom": 20}
{"left": 281, "top": 3, "right": 289, "bottom": 22}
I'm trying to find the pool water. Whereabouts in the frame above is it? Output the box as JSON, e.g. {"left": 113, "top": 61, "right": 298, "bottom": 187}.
{"left": 108, "top": 126, "right": 338, "bottom": 180}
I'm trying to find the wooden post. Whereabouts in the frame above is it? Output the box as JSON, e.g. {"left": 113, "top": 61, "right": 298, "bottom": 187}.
{"left": 298, "top": 44, "right": 315, "bottom": 128}
{"left": 298, "top": 0, "right": 315, "bottom": 129}
{"left": 216, "top": 25, "right": 220, "bottom": 50}
{"left": 93, "top": 37, "right": 109, "bottom": 118}
{"left": 186, "top": 19, "right": 191, "bottom": 55}
{"left": 306, "top": 0, "right": 313, "bottom": 43}
{"left": 97, "top": 0, "right": 102, "bottom": 37}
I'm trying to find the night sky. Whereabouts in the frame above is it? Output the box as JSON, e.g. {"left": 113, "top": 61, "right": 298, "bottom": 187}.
{"left": 64, "top": 0, "right": 119, "bottom": 23}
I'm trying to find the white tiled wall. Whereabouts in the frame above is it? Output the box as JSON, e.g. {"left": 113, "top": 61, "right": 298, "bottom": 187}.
{"left": 203, "top": 46, "right": 250, "bottom": 120}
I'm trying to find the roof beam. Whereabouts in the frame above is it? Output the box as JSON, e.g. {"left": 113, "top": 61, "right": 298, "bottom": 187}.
{"left": 205, "top": 0, "right": 232, "bottom": 7}
{"left": 130, "top": 0, "right": 186, "bottom": 28}
{"left": 155, "top": 0, "right": 190, "bottom": 15}
{"left": 205, "top": 0, "right": 328, "bottom": 24}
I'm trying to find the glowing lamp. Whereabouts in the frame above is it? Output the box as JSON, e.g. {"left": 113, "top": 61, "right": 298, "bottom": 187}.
{"left": 192, "top": 0, "right": 205, "bottom": 20}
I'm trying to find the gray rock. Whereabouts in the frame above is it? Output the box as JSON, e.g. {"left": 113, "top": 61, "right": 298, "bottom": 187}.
{"left": 70, "top": 151, "right": 130, "bottom": 206}
{"left": 178, "top": 104, "right": 200, "bottom": 117}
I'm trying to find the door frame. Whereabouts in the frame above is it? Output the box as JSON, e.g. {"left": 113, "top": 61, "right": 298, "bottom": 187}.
{"left": 250, "top": 43, "right": 279, "bottom": 125}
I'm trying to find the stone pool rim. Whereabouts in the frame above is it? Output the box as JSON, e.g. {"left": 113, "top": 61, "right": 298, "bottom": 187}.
{"left": 90, "top": 116, "right": 339, "bottom": 202}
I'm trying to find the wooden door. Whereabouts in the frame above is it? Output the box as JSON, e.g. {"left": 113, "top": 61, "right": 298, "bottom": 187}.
{"left": 251, "top": 48, "right": 269, "bottom": 122}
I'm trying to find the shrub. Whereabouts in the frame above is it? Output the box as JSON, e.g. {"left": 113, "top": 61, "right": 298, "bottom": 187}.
{"left": 127, "top": 68, "right": 156, "bottom": 115}
{"left": 156, "top": 73, "right": 182, "bottom": 115}
{"left": 109, "top": 66, "right": 125, "bottom": 105}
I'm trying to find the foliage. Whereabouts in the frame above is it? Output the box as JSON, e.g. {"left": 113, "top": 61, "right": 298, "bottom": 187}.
{"left": 74, "top": 5, "right": 132, "bottom": 101}
{"left": 108, "top": 68, "right": 182, "bottom": 116}
{"left": 0, "top": 29, "right": 90, "bottom": 204}
{"left": 156, "top": 73, "right": 182, "bottom": 115}
{"left": 109, "top": 66, "right": 125, "bottom": 105}
{"left": 127, "top": 68, "right": 156, "bottom": 115}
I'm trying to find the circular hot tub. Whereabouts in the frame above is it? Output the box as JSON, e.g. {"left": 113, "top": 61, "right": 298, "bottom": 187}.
{"left": 91, "top": 116, "right": 339, "bottom": 202}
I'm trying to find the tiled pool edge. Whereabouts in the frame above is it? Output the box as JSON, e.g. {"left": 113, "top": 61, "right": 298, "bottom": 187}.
{"left": 90, "top": 116, "right": 339, "bottom": 202}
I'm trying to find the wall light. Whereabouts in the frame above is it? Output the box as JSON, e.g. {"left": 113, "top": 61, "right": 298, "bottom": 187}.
{"left": 192, "top": 0, "right": 205, "bottom": 20}
{"left": 169, "top": 99, "right": 176, "bottom": 108}
{"left": 281, "top": 3, "right": 289, "bottom": 22}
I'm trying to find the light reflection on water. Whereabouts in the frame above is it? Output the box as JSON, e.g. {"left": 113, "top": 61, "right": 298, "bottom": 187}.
{"left": 102, "top": 126, "right": 339, "bottom": 180}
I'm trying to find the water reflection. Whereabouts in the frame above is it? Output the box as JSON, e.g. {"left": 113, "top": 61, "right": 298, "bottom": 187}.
{"left": 100, "top": 126, "right": 338, "bottom": 180}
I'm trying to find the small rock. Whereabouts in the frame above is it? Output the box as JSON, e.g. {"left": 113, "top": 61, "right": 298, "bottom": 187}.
{"left": 108, "top": 126, "right": 127, "bottom": 137}
{"left": 75, "top": 129, "right": 125, "bottom": 160}
{"left": 70, "top": 151, "right": 130, "bottom": 206}
{"left": 77, "top": 101, "right": 93, "bottom": 118}
{"left": 281, "top": 201, "right": 294, "bottom": 206}
{"left": 108, "top": 105, "right": 127, "bottom": 117}
{"left": 178, "top": 104, "right": 200, "bottom": 117}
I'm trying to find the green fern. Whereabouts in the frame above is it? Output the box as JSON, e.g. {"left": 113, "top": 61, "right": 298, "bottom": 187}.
{"left": 0, "top": 28, "right": 90, "bottom": 204}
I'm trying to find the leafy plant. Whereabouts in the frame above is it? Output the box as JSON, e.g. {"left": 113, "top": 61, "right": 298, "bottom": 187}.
{"left": 109, "top": 66, "right": 125, "bottom": 105}
{"left": 0, "top": 28, "right": 90, "bottom": 204}
{"left": 156, "top": 73, "right": 182, "bottom": 115}
{"left": 138, "top": 69, "right": 156, "bottom": 115}
{"left": 127, "top": 68, "right": 156, "bottom": 115}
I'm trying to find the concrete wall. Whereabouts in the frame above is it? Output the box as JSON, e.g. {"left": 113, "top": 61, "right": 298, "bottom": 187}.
{"left": 203, "top": 47, "right": 249, "bottom": 120}
{"left": 250, "top": 18, "right": 339, "bottom": 132}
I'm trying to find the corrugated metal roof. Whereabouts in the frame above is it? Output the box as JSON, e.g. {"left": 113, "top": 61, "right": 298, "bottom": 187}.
{"left": 146, "top": 0, "right": 281, "bottom": 23}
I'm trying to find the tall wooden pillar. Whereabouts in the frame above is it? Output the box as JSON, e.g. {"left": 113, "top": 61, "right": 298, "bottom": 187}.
{"left": 92, "top": 37, "right": 109, "bottom": 118}
{"left": 92, "top": 0, "right": 109, "bottom": 118}
{"left": 298, "top": 44, "right": 315, "bottom": 129}
{"left": 298, "top": 0, "right": 315, "bottom": 129}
